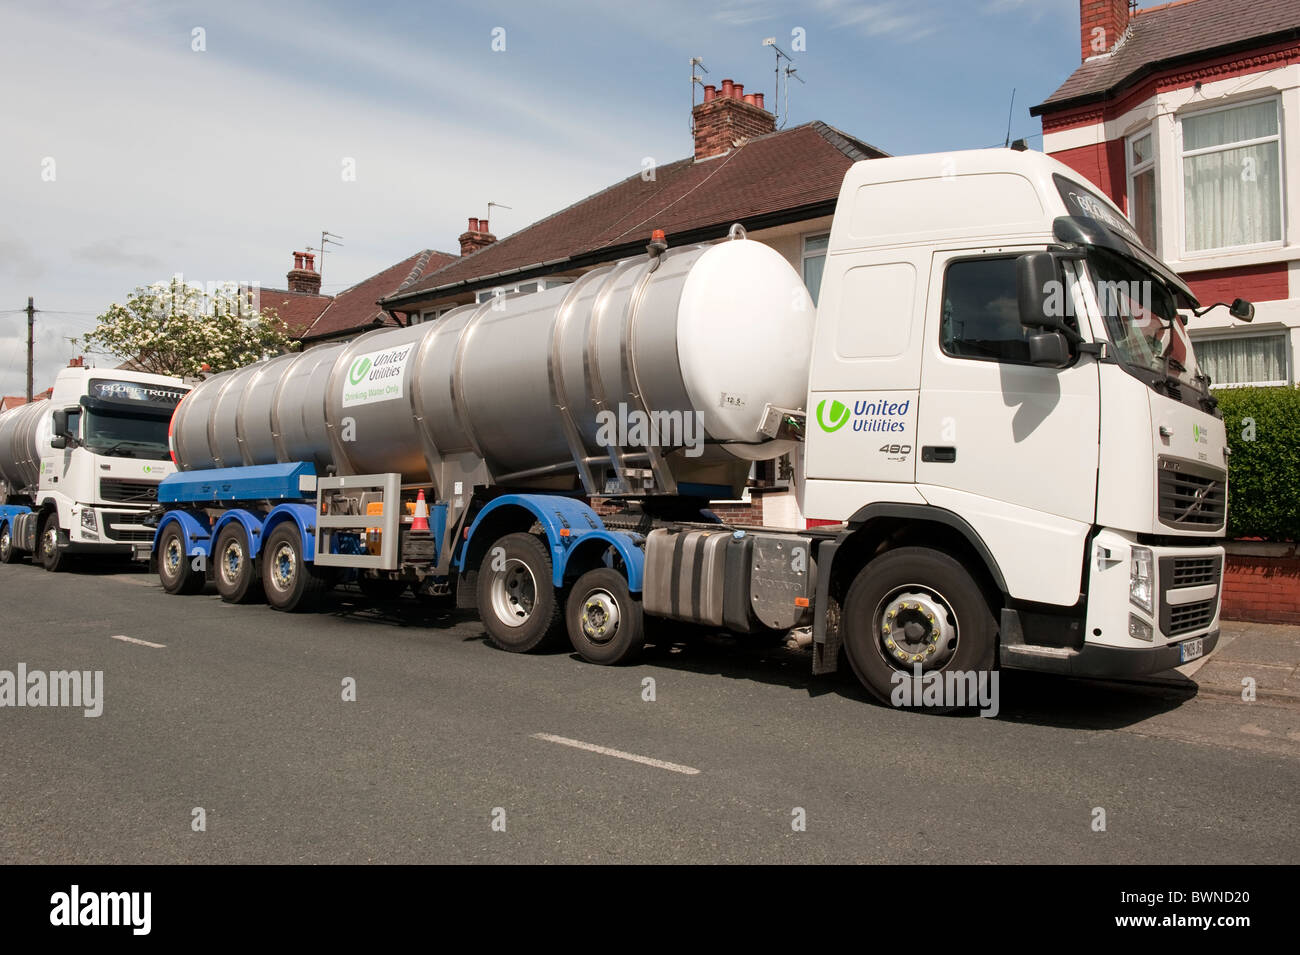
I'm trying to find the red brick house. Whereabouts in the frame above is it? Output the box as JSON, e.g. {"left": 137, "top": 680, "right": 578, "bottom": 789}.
{"left": 1032, "top": 0, "right": 1300, "bottom": 389}
{"left": 381, "top": 80, "right": 888, "bottom": 525}
{"left": 1033, "top": 0, "right": 1300, "bottom": 622}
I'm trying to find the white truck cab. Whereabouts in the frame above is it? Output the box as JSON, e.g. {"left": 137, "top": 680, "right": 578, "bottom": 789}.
{"left": 803, "top": 149, "right": 1233, "bottom": 692}
{"left": 0, "top": 366, "right": 188, "bottom": 568}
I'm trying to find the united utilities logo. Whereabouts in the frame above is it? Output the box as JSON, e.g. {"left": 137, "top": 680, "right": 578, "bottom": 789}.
{"left": 816, "top": 399, "right": 849, "bottom": 433}
{"left": 348, "top": 357, "right": 372, "bottom": 386}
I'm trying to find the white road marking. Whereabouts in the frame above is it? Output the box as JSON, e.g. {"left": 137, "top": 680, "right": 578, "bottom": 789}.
{"left": 110, "top": 634, "right": 166, "bottom": 649}
{"left": 531, "top": 733, "right": 700, "bottom": 776}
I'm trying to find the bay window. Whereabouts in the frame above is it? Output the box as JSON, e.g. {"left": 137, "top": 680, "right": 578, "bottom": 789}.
{"left": 1182, "top": 98, "right": 1283, "bottom": 253}
{"left": 1193, "top": 333, "right": 1289, "bottom": 387}
{"left": 1127, "top": 130, "right": 1157, "bottom": 252}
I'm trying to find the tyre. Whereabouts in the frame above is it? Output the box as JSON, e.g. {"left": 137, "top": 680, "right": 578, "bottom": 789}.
{"left": 359, "top": 575, "right": 407, "bottom": 601}
{"left": 261, "top": 523, "right": 328, "bottom": 612}
{"left": 476, "top": 532, "right": 564, "bottom": 652}
{"left": 157, "top": 523, "right": 205, "bottom": 595}
{"left": 38, "top": 513, "right": 71, "bottom": 572}
{"left": 0, "top": 522, "right": 21, "bottom": 564}
{"left": 566, "top": 568, "right": 645, "bottom": 666}
{"left": 213, "top": 523, "right": 261, "bottom": 604}
{"left": 841, "top": 546, "right": 996, "bottom": 712}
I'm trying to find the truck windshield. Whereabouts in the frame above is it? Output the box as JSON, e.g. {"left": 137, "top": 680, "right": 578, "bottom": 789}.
{"left": 1085, "top": 247, "right": 1205, "bottom": 394}
{"left": 83, "top": 409, "right": 171, "bottom": 459}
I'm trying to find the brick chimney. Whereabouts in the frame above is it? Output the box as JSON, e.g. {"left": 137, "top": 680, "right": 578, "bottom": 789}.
{"left": 692, "top": 77, "right": 774, "bottom": 161}
{"left": 67, "top": 356, "right": 84, "bottom": 367}
{"left": 459, "top": 217, "right": 497, "bottom": 256}
{"left": 286, "top": 251, "right": 322, "bottom": 294}
{"left": 1081, "top": 0, "right": 1132, "bottom": 61}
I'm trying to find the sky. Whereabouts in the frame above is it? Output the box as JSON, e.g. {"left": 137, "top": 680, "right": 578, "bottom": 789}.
{"left": 0, "top": 0, "right": 1155, "bottom": 396}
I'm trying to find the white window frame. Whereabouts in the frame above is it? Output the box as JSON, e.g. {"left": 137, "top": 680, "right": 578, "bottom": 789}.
{"left": 1126, "top": 127, "right": 1157, "bottom": 254}
{"left": 1192, "top": 330, "right": 1291, "bottom": 389}
{"left": 802, "top": 232, "right": 830, "bottom": 304}
{"left": 1177, "top": 95, "right": 1285, "bottom": 259}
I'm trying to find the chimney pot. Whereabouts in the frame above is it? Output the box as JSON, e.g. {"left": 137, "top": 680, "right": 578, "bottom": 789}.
{"left": 692, "top": 74, "right": 776, "bottom": 160}
{"left": 287, "top": 251, "right": 323, "bottom": 295}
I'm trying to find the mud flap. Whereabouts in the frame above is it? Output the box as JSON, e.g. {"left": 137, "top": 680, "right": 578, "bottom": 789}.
{"left": 811, "top": 540, "right": 841, "bottom": 675}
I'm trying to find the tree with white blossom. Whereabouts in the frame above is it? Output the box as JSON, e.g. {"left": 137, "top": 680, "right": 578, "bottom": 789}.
{"left": 78, "top": 277, "right": 297, "bottom": 377}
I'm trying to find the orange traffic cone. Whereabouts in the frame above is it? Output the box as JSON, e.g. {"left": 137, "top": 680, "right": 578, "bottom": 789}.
{"left": 412, "top": 489, "right": 430, "bottom": 533}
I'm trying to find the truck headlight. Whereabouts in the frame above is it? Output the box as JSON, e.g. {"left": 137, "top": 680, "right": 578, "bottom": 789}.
{"left": 1130, "top": 545, "right": 1154, "bottom": 613}
{"left": 80, "top": 507, "right": 97, "bottom": 532}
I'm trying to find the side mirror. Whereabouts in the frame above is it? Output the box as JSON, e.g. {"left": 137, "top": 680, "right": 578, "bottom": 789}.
{"left": 51, "top": 435, "right": 67, "bottom": 450}
{"left": 1230, "top": 298, "right": 1255, "bottom": 322}
{"left": 1017, "top": 252, "right": 1066, "bottom": 331}
{"left": 52, "top": 410, "right": 68, "bottom": 436}
{"left": 1028, "top": 331, "right": 1071, "bottom": 368}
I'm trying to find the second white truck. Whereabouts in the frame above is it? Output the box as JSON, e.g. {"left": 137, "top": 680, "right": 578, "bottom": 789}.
{"left": 0, "top": 364, "right": 189, "bottom": 570}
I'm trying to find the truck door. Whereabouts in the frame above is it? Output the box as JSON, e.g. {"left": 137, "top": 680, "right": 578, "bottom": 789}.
{"left": 915, "top": 249, "right": 1100, "bottom": 526}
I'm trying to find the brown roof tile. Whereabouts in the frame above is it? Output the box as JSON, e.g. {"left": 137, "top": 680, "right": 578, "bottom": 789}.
{"left": 385, "top": 122, "right": 886, "bottom": 305}
{"left": 1033, "top": 0, "right": 1300, "bottom": 114}
{"left": 256, "top": 288, "right": 332, "bottom": 338}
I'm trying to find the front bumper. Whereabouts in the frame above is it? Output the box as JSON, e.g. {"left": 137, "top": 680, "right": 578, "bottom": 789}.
{"left": 1001, "top": 618, "right": 1218, "bottom": 678}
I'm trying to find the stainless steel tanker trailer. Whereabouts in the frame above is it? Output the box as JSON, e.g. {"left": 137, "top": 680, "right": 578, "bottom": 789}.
{"left": 155, "top": 233, "right": 823, "bottom": 668}
{"left": 152, "top": 149, "right": 1241, "bottom": 704}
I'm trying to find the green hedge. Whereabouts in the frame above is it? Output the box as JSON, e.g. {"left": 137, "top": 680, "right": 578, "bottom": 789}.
{"left": 1216, "top": 386, "right": 1300, "bottom": 541}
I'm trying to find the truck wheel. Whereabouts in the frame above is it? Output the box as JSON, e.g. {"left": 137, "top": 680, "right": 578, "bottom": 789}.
{"left": 476, "top": 532, "right": 563, "bottom": 652}
{"left": 566, "top": 568, "right": 645, "bottom": 666}
{"left": 841, "top": 546, "right": 996, "bottom": 711}
{"left": 261, "top": 523, "right": 328, "bottom": 612}
{"left": 157, "top": 523, "right": 204, "bottom": 595}
{"left": 38, "top": 514, "right": 70, "bottom": 572}
{"left": 0, "top": 523, "right": 21, "bottom": 564}
{"left": 359, "top": 575, "right": 407, "bottom": 601}
{"left": 214, "top": 524, "right": 262, "bottom": 604}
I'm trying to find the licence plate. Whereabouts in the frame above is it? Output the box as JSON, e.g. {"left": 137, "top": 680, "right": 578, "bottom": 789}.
{"left": 1178, "top": 638, "right": 1204, "bottom": 663}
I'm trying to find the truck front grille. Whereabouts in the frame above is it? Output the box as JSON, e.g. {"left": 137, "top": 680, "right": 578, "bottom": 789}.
{"left": 100, "top": 479, "right": 159, "bottom": 504}
{"left": 103, "top": 520, "right": 154, "bottom": 543}
{"left": 1170, "top": 555, "right": 1221, "bottom": 588}
{"left": 1167, "top": 599, "right": 1216, "bottom": 636}
{"left": 1157, "top": 457, "right": 1226, "bottom": 530}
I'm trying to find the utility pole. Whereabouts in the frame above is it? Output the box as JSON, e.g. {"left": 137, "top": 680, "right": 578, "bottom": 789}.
{"left": 25, "top": 296, "right": 35, "bottom": 403}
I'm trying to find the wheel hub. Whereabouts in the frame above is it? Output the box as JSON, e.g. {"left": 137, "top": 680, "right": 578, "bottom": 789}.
{"left": 490, "top": 558, "right": 536, "bottom": 628}
{"left": 271, "top": 543, "right": 296, "bottom": 590}
{"left": 221, "top": 540, "right": 244, "bottom": 584}
{"left": 164, "top": 538, "right": 182, "bottom": 574}
{"left": 878, "top": 589, "right": 958, "bottom": 671}
{"left": 580, "top": 591, "right": 620, "bottom": 644}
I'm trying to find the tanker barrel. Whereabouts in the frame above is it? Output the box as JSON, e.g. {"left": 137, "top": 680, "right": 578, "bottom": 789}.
{"left": 171, "top": 237, "right": 815, "bottom": 499}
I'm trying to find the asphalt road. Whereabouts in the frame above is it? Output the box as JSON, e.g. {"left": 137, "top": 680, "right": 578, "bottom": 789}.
{"left": 1, "top": 559, "right": 1297, "bottom": 864}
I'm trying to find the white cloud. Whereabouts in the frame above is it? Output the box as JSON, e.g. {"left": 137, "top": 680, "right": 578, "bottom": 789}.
{"left": 0, "top": 3, "right": 686, "bottom": 395}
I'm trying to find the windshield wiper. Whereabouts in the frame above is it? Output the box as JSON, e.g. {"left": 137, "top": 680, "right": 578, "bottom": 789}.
{"left": 91, "top": 441, "right": 156, "bottom": 458}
